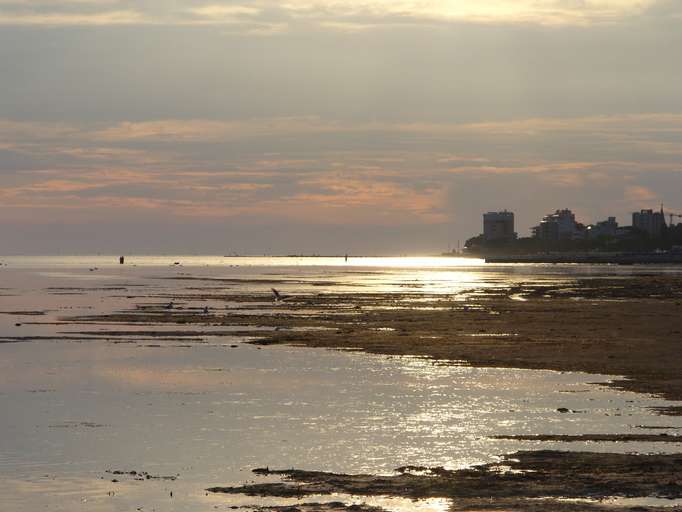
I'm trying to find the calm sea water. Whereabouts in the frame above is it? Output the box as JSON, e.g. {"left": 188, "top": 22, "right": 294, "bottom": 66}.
{"left": 4, "top": 253, "right": 682, "bottom": 270}
{"left": 1, "top": 257, "right": 681, "bottom": 511}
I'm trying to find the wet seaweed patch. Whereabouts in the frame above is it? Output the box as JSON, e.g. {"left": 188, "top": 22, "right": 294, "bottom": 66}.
{"left": 0, "top": 335, "right": 127, "bottom": 343}
{"left": 46, "top": 287, "right": 131, "bottom": 292}
{"left": 446, "top": 497, "right": 682, "bottom": 511}
{"left": 635, "top": 425, "right": 682, "bottom": 430}
{"left": 208, "top": 451, "right": 682, "bottom": 501}
{"left": 650, "top": 406, "right": 682, "bottom": 417}
{"left": 104, "top": 469, "right": 178, "bottom": 482}
{"left": 238, "top": 503, "right": 388, "bottom": 512}
{"left": 0, "top": 310, "right": 47, "bottom": 316}
{"left": 491, "top": 434, "right": 681, "bottom": 443}
{"left": 66, "top": 329, "right": 265, "bottom": 338}
{"left": 507, "top": 277, "right": 682, "bottom": 301}
{"left": 49, "top": 421, "right": 107, "bottom": 429}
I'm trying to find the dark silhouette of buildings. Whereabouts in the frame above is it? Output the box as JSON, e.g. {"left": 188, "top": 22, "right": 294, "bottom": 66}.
{"left": 531, "top": 209, "right": 584, "bottom": 241}
{"left": 483, "top": 211, "right": 516, "bottom": 242}
{"left": 632, "top": 208, "right": 666, "bottom": 238}
{"left": 464, "top": 205, "right": 682, "bottom": 257}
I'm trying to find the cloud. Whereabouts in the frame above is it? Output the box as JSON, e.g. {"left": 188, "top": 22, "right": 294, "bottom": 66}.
{"left": 0, "top": 6, "right": 143, "bottom": 25}
{"left": 625, "top": 185, "right": 658, "bottom": 203}
{"left": 285, "top": 0, "right": 657, "bottom": 25}
{"left": 0, "top": 1, "right": 282, "bottom": 32}
{"left": 188, "top": 4, "right": 262, "bottom": 20}
{"left": 282, "top": 174, "right": 448, "bottom": 223}
{"left": 1, "top": 112, "right": 680, "bottom": 249}
{"left": 88, "top": 117, "right": 346, "bottom": 142}
{"left": 6, "top": 112, "right": 676, "bottom": 147}
{"left": 1, "top": 2, "right": 680, "bottom": 254}
{"left": 0, "top": 0, "right": 664, "bottom": 28}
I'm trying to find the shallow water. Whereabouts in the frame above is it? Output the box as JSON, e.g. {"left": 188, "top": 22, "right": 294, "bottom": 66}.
{"left": 1, "top": 258, "right": 681, "bottom": 511}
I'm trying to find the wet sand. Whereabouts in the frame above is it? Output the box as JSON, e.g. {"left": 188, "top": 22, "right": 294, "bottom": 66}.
{"left": 70, "top": 275, "right": 682, "bottom": 406}
{"left": 491, "top": 433, "right": 681, "bottom": 442}
{"left": 14, "top": 270, "right": 682, "bottom": 510}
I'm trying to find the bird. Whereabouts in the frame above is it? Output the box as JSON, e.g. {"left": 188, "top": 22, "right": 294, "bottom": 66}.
{"left": 271, "top": 288, "right": 290, "bottom": 302}
{"left": 165, "top": 301, "right": 174, "bottom": 310}
{"left": 203, "top": 306, "right": 209, "bottom": 314}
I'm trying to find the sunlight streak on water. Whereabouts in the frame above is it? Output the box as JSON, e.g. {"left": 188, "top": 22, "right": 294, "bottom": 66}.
{"left": 0, "top": 255, "right": 485, "bottom": 268}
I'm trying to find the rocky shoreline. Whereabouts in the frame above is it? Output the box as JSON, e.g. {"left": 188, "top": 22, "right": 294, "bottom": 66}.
{"left": 209, "top": 451, "right": 682, "bottom": 511}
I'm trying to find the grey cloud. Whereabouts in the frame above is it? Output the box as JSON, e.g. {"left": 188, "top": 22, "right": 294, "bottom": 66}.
{"left": 1, "top": 16, "right": 680, "bottom": 125}
{"left": 0, "top": 1, "right": 675, "bottom": 27}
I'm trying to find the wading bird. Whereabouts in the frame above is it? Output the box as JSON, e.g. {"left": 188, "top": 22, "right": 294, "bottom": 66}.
{"left": 271, "top": 288, "right": 290, "bottom": 302}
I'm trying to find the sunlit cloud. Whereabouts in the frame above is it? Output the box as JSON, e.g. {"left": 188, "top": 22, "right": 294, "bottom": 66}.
{"left": 284, "top": 0, "right": 657, "bottom": 25}
{"left": 0, "top": 10, "right": 142, "bottom": 25}
{"left": 89, "top": 117, "right": 344, "bottom": 142}
{"left": 625, "top": 185, "right": 658, "bottom": 204}
{"left": 189, "top": 4, "right": 262, "bottom": 19}
{"left": 0, "top": 0, "right": 664, "bottom": 27}
{"left": 6, "top": 113, "right": 674, "bottom": 146}
{"left": 1, "top": 113, "right": 680, "bottom": 238}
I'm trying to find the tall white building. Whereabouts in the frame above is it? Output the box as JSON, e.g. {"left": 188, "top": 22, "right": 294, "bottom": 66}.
{"left": 532, "top": 209, "right": 584, "bottom": 240}
{"left": 483, "top": 211, "right": 516, "bottom": 241}
{"left": 632, "top": 208, "right": 666, "bottom": 238}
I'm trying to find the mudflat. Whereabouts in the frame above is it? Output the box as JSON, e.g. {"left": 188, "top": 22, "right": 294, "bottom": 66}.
{"left": 71, "top": 275, "right": 682, "bottom": 406}
{"left": 56, "top": 272, "right": 682, "bottom": 511}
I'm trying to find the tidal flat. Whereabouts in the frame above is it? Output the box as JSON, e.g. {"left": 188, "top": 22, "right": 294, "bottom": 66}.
{"left": 1, "top": 256, "right": 682, "bottom": 512}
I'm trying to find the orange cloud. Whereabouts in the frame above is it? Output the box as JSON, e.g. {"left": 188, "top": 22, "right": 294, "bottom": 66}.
{"left": 625, "top": 185, "right": 657, "bottom": 203}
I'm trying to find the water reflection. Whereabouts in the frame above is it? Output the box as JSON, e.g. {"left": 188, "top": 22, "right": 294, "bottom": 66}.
{"left": 1, "top": 255, "right": 484, "bottom": 269}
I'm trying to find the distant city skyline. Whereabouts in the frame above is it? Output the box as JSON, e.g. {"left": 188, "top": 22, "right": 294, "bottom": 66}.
{"left": 1, "top": 1, "right": 681, "bottom": 254}
{"left": 478, "top": 205, "right": 677, "bottom": 246}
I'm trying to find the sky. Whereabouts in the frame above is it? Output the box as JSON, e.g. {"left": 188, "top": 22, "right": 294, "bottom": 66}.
{"left": 0, "top": 0, "right": 681, "bottom": 255}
